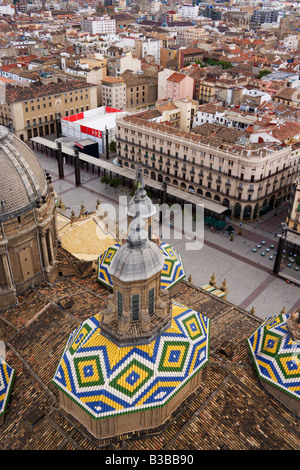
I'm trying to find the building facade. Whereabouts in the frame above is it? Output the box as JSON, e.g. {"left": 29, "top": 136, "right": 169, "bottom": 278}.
{"left": 101, "top": 76, "right": 126, "bottom": 110}
{"left": 116, "top": 112, "right": 298, "bottom": 221}
{"left": 0, "top": 81, "right": 98, "bottom": 141}
{"left": 81, "top": 16, "right": 116, "bottom": 35}
{"left": 286, "top": 177, "right": 300, "bottom": 232}
{"left": 166, "top": 72, "right": 194, "bottom": 101}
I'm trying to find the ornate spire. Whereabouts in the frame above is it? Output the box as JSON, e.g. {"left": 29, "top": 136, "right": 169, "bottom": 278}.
{"left": 136, "top": 157, "right": 147, "bottom": 198}
{"left": 127, "top": 197, "right": 148, "bottom": 247}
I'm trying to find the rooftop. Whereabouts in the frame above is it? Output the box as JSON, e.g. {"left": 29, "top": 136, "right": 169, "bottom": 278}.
{"left": 1, "top": 270, "right": 299, "bottom": 450}
{"left": 5, "top": 80, "right": 96, "bottom": 103}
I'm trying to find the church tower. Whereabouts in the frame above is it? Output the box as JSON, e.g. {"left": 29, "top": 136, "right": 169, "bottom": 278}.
{"left": 53, "top": 176, "right": 209, "bottom": 440}
{"left": 101, "top": 193, "right": 170, "bottom": 341}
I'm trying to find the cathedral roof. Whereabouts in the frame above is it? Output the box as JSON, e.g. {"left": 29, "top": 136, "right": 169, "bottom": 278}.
{"left": 97, "top": 242, "right": 185, "bottom": 290}
{"left": 0, "top": 358, "right": 15, "bottom": 419}
{"left": 52, "top": 300, "right": 210, "bottom": 421}
{"left": 108, "top": 210, "right": 164, "bottom": 282}
{"left": 248, "top": 313, "right": 300, "bottom": 401}
{"left": 0, "top": 126, "right": 48, "bottom": 222}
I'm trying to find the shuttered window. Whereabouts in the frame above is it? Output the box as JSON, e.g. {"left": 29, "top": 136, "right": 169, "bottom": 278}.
{"left": 117, "top": 291, "right": 123, "bottom": 318}
{"left": 131, "top": 294, "right": 140, "bottom": 321}
{"left": 148, "top": 287, "right": 155, "bottom": 316}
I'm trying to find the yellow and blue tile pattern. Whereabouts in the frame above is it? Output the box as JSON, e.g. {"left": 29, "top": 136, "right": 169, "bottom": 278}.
{"left": 0, "top": 358, "right": 15, "bottom": 418}
{"left": 248, "top": 314, "right": 300, "bottom": 400}
{"left": 97, "top": 242, "right": 185, "bottom": 290}
{"left": 52, "top": 301, "right": 210, "bottom": 420}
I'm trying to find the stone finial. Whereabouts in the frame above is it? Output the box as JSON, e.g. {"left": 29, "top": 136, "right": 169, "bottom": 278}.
{"left": 79, "top": 203, "right": 86, "bottom": 218}
{"left": 250, "top": 306, "right": 256, "bottom": 315}
{"left": 140, "top": 309, "right": 151, "bottom": 332}
{"left": 70, "top": 210, "right": 76, "bottom": 224}
{"left": 101, "top": 294, "right": 116, "bottom": 324}
{"left": 118, "top": 310, "right": 131, "bottom": 334}
{"left": 58, "top": 198, "right": 66, "bottom": 211}
{"left": 209, "top": 273, "right": 217, "bottom": 287}
{"left": 220, "top": 279, "right": 228, "bottom": 293}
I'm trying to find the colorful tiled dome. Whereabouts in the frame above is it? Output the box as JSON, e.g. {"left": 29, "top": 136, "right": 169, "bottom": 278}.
{"left": 248, "top": 313, "right": 300, "bottom": 401}
{"left": 0, "top": 358, "right": 15, "bottom": 419}
{"left": 97, "top": 242, "right": 185, "bottom": 290}
{"left": 52, "top": 301, "right": 209, "bottom": 420}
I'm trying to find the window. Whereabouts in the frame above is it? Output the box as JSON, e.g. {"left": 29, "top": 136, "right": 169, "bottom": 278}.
{"left": 148, "top": 288, "right": 155, "bottom": 316}
{"left": 117, "top": 291, "right": 123, "bottom": 318}
{"left": 131, "top": 294, "right": 140, "bottom": 321}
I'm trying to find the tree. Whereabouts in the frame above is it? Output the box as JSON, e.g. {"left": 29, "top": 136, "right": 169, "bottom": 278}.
{"left": 258, "top": 70, "right": 271, "bottom": 80}
{"left": 109, "top": 177, "right": 120, "bottom": 191}
{"left": 101, "top": 176, "right": 110, "bottom": 187}
{"left": 109, "top": 140, "right": 116, "bottom": 154}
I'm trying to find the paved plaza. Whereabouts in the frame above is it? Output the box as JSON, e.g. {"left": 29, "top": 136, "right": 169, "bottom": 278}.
{"left": 33, "top": 144, "right": 300, "bottom": 320}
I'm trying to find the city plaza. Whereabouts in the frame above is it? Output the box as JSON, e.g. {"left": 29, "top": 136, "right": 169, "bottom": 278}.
{"left": 32, "top": 141, "right": 300, "bottom": 320}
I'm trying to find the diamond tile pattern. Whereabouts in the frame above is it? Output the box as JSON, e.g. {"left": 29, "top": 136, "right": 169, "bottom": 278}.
{"left": 52, "top": 301, "right": 210, "bottom": 419}
{"left": 248, "top": 313, "right": 300, "bottom": 400}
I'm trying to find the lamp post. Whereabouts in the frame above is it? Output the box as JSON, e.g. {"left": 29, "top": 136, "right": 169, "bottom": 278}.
{"left": 55, "top": 113, "right": 61, "bottom": 139}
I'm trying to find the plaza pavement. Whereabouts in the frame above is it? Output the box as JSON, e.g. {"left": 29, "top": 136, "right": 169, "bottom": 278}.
{"left": 34, "top": 146, "right": 300, "bottom": 320}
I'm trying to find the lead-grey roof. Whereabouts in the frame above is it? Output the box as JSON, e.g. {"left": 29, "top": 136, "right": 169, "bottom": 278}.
{"left": 108, "top": 240, "right": 164, "bottom": 282}
{"left": 109, "top": 207, "right": 164, "bottom": 282}
{"left": 0, "top": 126, "right": 48, "bottom": 222}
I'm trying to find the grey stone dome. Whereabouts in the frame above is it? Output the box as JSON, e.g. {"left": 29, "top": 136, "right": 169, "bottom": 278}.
{"left": 108, "top": 241, "right": 164, "bottom": 282}
{"left": 109, "top": 210, "right": 164, "bottom": 282}
{"left": 0, "top": 126, "right": 48, "bottom": 222}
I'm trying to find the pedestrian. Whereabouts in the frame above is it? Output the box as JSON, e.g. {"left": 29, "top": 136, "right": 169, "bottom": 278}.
{"left": 239, "top": 221, "right": 242, "bottom": 227}
{"left": 275, "top": 233, "right": 277, "bottom": 238}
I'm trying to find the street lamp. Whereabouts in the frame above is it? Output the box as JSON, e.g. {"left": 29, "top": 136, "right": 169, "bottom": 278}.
{"left": 55, "top": 113, "right": 61, "bottom": 139}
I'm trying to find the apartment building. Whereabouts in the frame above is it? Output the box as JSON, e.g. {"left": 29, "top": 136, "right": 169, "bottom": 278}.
{"left": 178, "top": 4, "right": 199, "bottom": 19}
{"left": 107, "top": 52, "right": 141, "bottom": 76}
{"left": 121, "top": 72, "right": 157, "bottom": 110}
{"left": 101, "top": 76, "right": 126, "bottom": 110}
{"left": 81, "top": 16, "right": 116, "bottom": 35}
{"left": 0, "top": 81, "right": 98, "bottom": 141}
{"left": 251, "top": 9, "right": 279, "bottom": 25}
{"left": 115, "top": 111, "right": 299, "bottom": 221}
{"left": 135, "top": 38, "right": 161, "bottom": 65}
{"left": 166, "top": 72, "right": 194, "bottom": 101}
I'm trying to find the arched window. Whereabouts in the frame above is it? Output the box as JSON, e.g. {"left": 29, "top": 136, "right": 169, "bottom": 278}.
{"left": 243, "top": 205, "right": 252, "bottom": 220}
{"left": 234, "top": 202, "right": 241, "bottom": 219}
